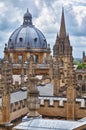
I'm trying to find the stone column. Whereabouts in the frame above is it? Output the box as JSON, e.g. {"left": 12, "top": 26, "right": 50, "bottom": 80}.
{"left": 0, "top": 60, "right": 12, "bottom": 123}
{"left": 27, "top": 56, "right": 40, "bottom": 117}
{"left": 27, "top": 77, "right": 40, "bottom": 117}
{"left": 53, "top": 60, "right": 60, "bottom": 96}
{"left": 66, "top": 62, "right": 75, "bottom": 120}
{"left": 20, "top": 62, "right": 25, "bottom": 88}
{"left": 48, "top": 56, "right": 53, "bottom": 81}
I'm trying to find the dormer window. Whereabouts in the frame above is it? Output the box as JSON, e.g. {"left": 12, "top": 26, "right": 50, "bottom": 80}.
{"left": 9, "top": 39, "right": 12, "bottom": 42}
{"left": 19, "top": 37, "right": 23, "bottom": 42}
{"left": 34, "top": 38, "right": 37, "bottom": 42}
{"left": 44, "top": 39, "right": 46, "bottom": 42}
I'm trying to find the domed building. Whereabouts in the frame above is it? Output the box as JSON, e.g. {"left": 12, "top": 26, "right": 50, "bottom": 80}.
{"left": 4, "top": 9, "right": 50, "bottom": 74}
{"left": 4, "top": 9, "right": 50, "bottom": 64}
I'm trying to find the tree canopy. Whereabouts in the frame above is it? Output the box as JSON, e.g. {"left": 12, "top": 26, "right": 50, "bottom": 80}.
{"left": 77, "top": 63, "right": 86, "bottom": 69}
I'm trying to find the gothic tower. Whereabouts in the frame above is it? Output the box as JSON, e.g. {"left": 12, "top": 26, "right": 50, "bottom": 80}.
{"left": 53, "top": 8, "right": 73, "bottom": 96}
{"left": 53, "top": 8, "right": 75, "bottom": 120}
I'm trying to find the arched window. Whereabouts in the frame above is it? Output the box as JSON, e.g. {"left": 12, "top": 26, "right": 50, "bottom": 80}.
{"left": 59, "top": 44, "right": 63, "bottom": 52}
{"left": 82, "top": 85, "right": 86, "bottom": 92}
{"left": 58, "top": 60, "right": 63, "bottom": 67}
{"left": 18, "top": 55, "right": 22, "bottom": 63}
{"left": 84, "top": 75, "right": 86, "bottom": 80}
{"left": 34, "top": 55, "right": 38, "bottom": 63}
{"left": 78, "top": 75, "right": 82, "bottom": 80}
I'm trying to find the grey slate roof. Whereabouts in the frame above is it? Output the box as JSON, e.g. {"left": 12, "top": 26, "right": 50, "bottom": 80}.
{"left": 38, "top": 83, "right": 53, "bottom": 96}
{"left": 11, "top": 91, "right": 27, "bottom": 103}
{"left": 8, "top": 11, "right": 47, "bottom": 50}
{"left": 78, "top": 117, "right": 86, "bottom": 122}
{"left": 13, "top": 117, "right": 86, "bottom": 130}
{"left": 0, "top": 83, "right": 86, "bottom": 108}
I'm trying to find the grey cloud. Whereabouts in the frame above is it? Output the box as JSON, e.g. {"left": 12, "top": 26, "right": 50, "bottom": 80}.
{"left": 0, "top": 0, "right": 86, "bottom": 58}
{"left": 0, "top": 17, "right": 19, "bottom": 31}
{"left": 64, "top": 7, "right": 86, "bottom": 36}
{"left": 6, "top": 0, "right": 40, "bottom": 18}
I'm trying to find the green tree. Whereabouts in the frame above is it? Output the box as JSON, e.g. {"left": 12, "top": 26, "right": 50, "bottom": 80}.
{"left": 77, "top": 63, "right": 86, "bottom": 69}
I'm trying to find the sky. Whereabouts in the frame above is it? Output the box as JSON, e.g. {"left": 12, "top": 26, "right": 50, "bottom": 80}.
{"left": 0, "top": 0, "right": 86, "bottom": 58}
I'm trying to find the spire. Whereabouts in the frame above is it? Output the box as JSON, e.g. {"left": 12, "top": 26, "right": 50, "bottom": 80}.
{"left": 59, "top": 7, "right": 66, "bottom": 38}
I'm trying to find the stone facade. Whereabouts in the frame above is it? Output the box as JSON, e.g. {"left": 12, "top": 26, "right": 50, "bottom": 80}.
{"left": 75, "top": 69, "right": 86, "bottom": 97}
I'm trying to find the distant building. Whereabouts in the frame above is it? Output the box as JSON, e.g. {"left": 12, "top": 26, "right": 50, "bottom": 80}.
{"left": 83, "top": 51, "right": 86, "bottom": 63}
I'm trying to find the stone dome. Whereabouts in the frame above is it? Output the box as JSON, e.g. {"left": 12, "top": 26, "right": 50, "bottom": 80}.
{"left": 8, "top": 9, "right": 47, "bottom": 49}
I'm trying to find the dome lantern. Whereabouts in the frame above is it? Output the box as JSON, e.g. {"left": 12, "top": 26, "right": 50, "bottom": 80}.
{"left": 23, "top": 9, "right": 32, "bottom": 25}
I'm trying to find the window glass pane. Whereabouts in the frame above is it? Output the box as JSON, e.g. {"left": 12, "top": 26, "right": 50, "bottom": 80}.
{"left": 18, "top": 55, "right": 22, "bottom": 62}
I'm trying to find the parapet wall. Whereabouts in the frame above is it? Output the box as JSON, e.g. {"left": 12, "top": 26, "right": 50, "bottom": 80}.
{"left": 38, "top": 97, "right": 86, "bottom": 119}
{"left": 0, "top": 95, "right": 86, "bottom": 123}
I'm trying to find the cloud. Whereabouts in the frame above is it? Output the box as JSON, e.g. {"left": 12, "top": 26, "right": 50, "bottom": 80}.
{"left": 70, "top": 36, "right": 86, "bottom": 58}
{"left": 0, "top": 0, "right": 86, "bottom": 58}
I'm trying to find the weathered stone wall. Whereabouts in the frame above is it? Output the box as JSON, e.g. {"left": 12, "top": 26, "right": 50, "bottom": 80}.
{"left": 0, "top": 109, "right": 3, "bottom": 122}
{"left": 38, "top": 97, "right": 86, "bottom": 120}
{"left": 10, "top": 107, "right": 28, "bottom": 121}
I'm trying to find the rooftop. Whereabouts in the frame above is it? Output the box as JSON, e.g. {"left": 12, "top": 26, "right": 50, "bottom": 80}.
{"left": 13, "top": 117, "right": 86, "bottom": 130}
{"left": 0, "top": 83, "right": 85, "bottom": 108}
